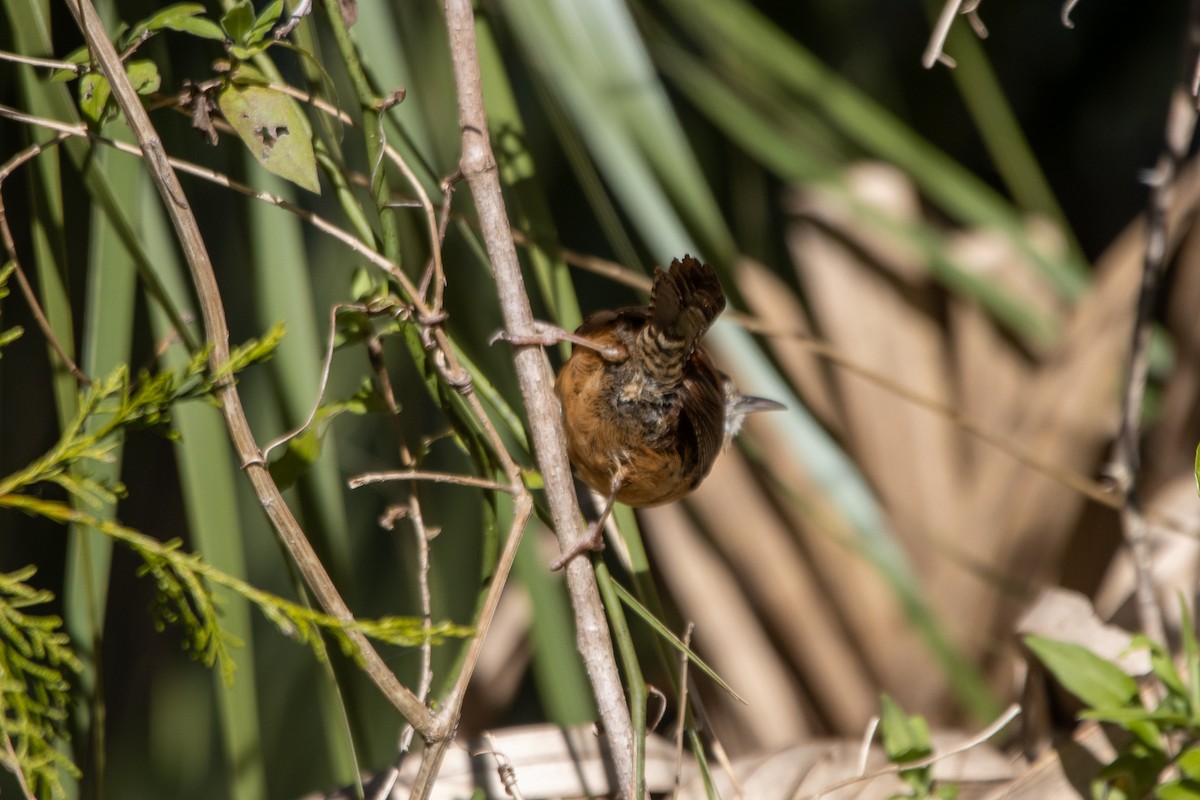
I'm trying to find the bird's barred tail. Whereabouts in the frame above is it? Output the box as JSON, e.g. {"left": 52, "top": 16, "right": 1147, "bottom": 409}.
{"left": 640, "top": 256, "right": 726, "bottom": 390}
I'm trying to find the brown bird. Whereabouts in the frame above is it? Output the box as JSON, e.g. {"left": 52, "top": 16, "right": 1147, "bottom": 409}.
{"left": 550, "top": 255, "right": 783, "bottom": 565}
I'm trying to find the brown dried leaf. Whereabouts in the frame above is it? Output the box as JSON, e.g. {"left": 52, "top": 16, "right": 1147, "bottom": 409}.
{"left": 734, "top": 256, "right": 842, "bottom": 434}
{"left": 642, "top": 500, "right": 816, "bottom": 750}
{"left": 1016, "top": 587, "right": 1150, "bottom": 677}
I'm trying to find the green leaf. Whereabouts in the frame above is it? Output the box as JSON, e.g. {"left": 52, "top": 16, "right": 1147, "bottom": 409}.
{"left": 268, "top": 429, "right": 321, "bottom": 491}
{"left": 248, "top": 0, "right": 283, "bottom": 43}
{"left": 332, "top": 309, "right": 377, "bottom": 348}
{"left": 1179, "top": 747, "right": 1200, "bottom": 781}
{"left": 216, "top": 84, "right": 319, "bottom": 193}
{"left": 268, "top": 381, "right": 382, "bottom": 489}
{"left": 123, "top": 2, "right": 206, "bottom": 43}
{"left": 1135, "top": 722, "right": 1169, "bottom": 754}
{"left": 218, "top": 322, "right": 286, "bottom": 378}
{"left": 220, "top": 0, "right": 254, "bottom": 45}
{"left": 1081, "top": 707, "right": 1188, "bottom": 727}
{"left": 141, "top": 3, "right": 207, "bottom": 33}
{"left": 878, "top": 695, "right": 940, "bottom": 800}
{"left": 879, "top": 694, "right": 934, "bottom": 764}
{"left": 0, "top": 325, "right": 23, "bottom": 353}
{"left": 0, "top": 263, "right": 21, "bottom": 355}
{"left": 1096, "top": 748, "right": 1167, "bottom": 800}
{"left": 520, "top": 467, "right": 544, "bottom": 490}
{"left": 1181, "top": 598, "right": 1200, "bottom": 723}
{"left": 1194, "top": 441, "right": 1200, "bottom": 497}
{"left": 1025, "top": 635, "right": 1139, "bottom": 710}
{"left": 1138, "top": 633, "right": 1189, "bottom": 702}
{"left": 228, "top": 41, "right": 272, "bottom": 61}
{"left": 1158, "top": 779, "right": 1200, "bottom": 800}
{"left": 105, "top": 21, "right": 137, "bottom": 51}
{"left": 169, "top": 15, "right": 226, "bottom": 41}
{"left": 228, "top": 62, "right": 270, "bottom": 85}
{"left": 608, "top": 581, "right": 743, "bottom": 703}
{"left": 50, "top": 44, "right": 92, "bottom": 82}
{"left": 78, "top": 72, "right": 111, "bottom": 124}
{"left": 50, "top": 67, "right": 81, "bottom": 83}
{"left": 125, "top": 60, "right": 160, "bottom": 95}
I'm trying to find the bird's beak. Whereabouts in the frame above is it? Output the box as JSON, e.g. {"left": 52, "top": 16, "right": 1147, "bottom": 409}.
{"left": 736, "top": 395, "right": 786, "bottom": 414}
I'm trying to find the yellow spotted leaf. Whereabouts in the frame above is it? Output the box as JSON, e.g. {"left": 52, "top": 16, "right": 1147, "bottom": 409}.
{"left": 216, "top": 83, "right": 319, "bottom": 193}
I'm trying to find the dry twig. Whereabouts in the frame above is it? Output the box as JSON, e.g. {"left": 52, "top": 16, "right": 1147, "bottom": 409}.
{"left": 922, "top": 0, "right": 986, "bottom": 69}
{"left": 802, "top": 703, "right": 1021, "bottom": 800}
{"left": 441, "top": 0, "right": 636, "bottom": 795}
{"left": 0, "top": 135, "right": 91, "bottom": 385}
{"left": 1105, "top": 3, "right": 1200, "bottom": 647}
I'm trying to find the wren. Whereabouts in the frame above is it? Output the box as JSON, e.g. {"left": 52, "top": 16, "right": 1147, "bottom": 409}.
{"left": 550, "top": 255, "right": 783, "bottom": 565}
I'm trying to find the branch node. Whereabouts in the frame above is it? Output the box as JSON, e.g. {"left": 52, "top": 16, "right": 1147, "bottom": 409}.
{"left": 376, "top": 88, "right": 407, "bottom": 111}
{"left": 240, "top": 452, "right": 266, "bottom": 470}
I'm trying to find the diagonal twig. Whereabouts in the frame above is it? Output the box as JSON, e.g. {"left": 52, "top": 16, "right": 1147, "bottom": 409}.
{"left": 0, "top": 134, "right": 91, "bottom": 385}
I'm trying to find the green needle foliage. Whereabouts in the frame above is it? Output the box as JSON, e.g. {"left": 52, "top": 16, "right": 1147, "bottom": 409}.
{"left": 0, "top": 328, "right": 470, "bottom": 793}
{"left": 0, "top": 567, "right": 82, "bottom": 800}
{"left": 0, "top": 325, "right": 284, "bottom": 502}
{"left": 0, "top": 264, "right": 22, "bottom": 355}
{"left": 2, "top": 496, "right": 471, "bottom": 681}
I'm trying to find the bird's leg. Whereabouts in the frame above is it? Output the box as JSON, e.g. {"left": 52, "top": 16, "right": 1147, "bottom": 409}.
{"left": 550, "top": 473, "right": 623, "bottom": 571}
{"left": 491, "top": 321, "right": 624, "bottom": 361}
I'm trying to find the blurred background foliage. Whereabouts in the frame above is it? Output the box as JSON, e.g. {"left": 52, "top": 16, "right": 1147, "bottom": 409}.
{"left": 0, "top": 0, "right": 1194, "bottom": 797}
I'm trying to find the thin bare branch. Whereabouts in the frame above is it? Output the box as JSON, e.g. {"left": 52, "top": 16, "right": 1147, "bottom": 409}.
{"left": 669, "top": 623, "right": 694, "bottom": 800}
{"left": 412, "top": 502, "right": 434, "bottom": 698}
{"left": 801, "top": 703, "right": 1021, "bottom": 800}
{"left": 0, "top": 133, "right": 91, "bottom": 385}
{"left": 369, "top": 336, "right": 436, "bottom": 799}
{"left": 260, "top": 304, "right": 348, "bottom": 460}
{"left": 441, "top": 1, "right": 636, "bottom": 797}
{"left": 1062, "top": 0, "right": 1081, "bottom": 29}
{"left": 0, "top": 103, "right": 428, "bottom": 306}
{"left": 0, "top": 49, "right": 80, "bottom": 72}
{"left": 349, "top": 470, "right": 514, "bottom": 493}
{"left": 965, "top": 5, "right": 988, "bottom": 38}
{"left": 376, "top": 492, "right": 435, "bottom": 800}
{"left": 476, "top": 732, "right": 527, "bottom": 800}
{"left": 275, "top": 0, "right": 312, "bottom": 39}
{"left": 855, "top": 716, "right": 881, "bottom": 777}
{"left": 923, "top": 0, "right": 965, "bottom": 69}
{"left": 411, "top": 496, "right": 532, "bottom": 798}
{"left": 0, "top": 714, "right": 38, "bottom": 800}
{"left": 1105, "top": 8, "right": 1200, "bottom": 647}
